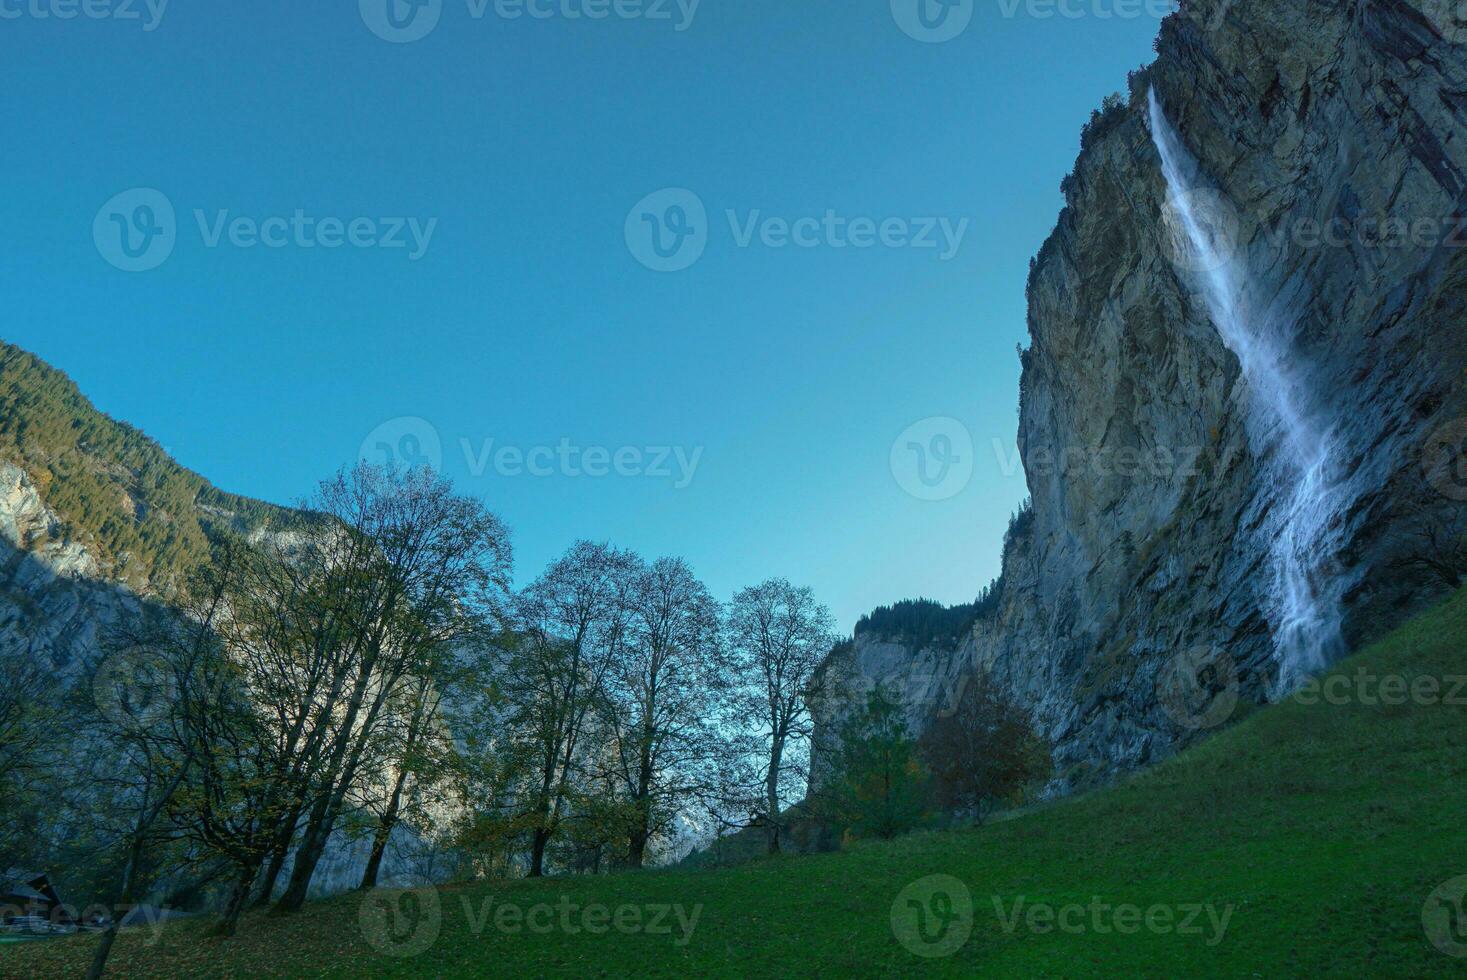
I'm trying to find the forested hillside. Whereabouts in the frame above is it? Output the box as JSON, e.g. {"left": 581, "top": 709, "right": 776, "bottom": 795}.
{"left": 0, "top": 342, "right": 287, "bottom": 589}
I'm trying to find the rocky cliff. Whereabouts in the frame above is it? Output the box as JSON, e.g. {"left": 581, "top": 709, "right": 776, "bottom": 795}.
{"left": 814, "top": 0, "right": 1467, "bottom": 792}
{"left": 0, "top": 461, "right": 144, "bottom": 678}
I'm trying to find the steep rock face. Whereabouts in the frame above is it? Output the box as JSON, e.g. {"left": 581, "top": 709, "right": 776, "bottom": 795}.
{"left": 0, "top": 462, "right": 141, "bottom": 674}
{"left": 814, "top": 0, "right": 1467, "bottom": 792}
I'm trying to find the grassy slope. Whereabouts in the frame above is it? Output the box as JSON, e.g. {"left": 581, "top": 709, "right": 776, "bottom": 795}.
{"left": 8, "top": 589, "right": 1467, "bottom": 978}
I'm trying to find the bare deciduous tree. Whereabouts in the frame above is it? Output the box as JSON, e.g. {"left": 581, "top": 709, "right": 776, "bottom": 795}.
{"left": 600, "top": 557, "right": 726, "bottom": 868}
{"left": 502, "top": 541, "right": 638, "bottom": 877}
{"left": 725, "top": 578, "right": 836, "bottom": 854}
{"left": 272, "top": 465, "right": 511, "bottom": 912}
{"left": 1395, "top": 502, "right": 1467, "bottom": 590}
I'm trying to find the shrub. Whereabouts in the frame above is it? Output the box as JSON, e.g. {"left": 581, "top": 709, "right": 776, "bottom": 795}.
{"left": 827, "top": 687, "right": 932, "bottom": 841}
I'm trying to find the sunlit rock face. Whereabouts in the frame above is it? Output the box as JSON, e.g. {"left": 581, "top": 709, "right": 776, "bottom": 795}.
{"left": 814, "top": 0, "right": 1467, "bottom": 793}
{"left": 0, "top": 462, "right": 138, "bottom": 674}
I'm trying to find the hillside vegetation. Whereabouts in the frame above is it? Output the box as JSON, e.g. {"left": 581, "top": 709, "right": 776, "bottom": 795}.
{"left": 9, "top": 587, "right": 1465, "bottom": 977}
{"left": 0, "top": 342, "right": 287, "bottom": 588}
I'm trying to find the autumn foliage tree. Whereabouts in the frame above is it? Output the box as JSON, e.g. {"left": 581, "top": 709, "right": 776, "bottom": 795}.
{"left": 918, "top": 675, "right": 1052, "bottom": 824}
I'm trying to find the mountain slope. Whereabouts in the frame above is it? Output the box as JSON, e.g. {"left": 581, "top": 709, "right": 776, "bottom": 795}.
{"left": 0, "top": 340, "right": 288, "bottom": 592}
{"left": 0, "top": 340, "right": 301, "bottom": 676}
{"left": 8, "top": 586, "right": 1465, "bottom": 976}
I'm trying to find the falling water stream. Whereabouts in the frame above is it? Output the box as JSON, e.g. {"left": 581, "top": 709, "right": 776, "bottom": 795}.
{"left": 1147, "top": 89, "right": 1344, "bottom": 693}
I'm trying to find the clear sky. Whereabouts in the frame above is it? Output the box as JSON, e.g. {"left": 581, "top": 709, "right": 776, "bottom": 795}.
{"left": 2, "top": 0, "right": 1164, "bottom": 631}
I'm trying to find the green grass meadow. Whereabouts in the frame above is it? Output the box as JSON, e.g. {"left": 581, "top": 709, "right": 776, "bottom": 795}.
{"left": 8, "top": 589, "right": 1467, "bottom": 977}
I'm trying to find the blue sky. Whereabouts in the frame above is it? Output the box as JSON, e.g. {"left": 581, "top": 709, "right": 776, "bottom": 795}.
{"left": 2, "top": 0, "right": 1164, "bottom": 630}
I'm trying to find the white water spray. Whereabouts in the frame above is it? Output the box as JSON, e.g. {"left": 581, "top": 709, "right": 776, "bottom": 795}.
{"left": 1147, "top": 89, "right": 1345, "bottom": 693}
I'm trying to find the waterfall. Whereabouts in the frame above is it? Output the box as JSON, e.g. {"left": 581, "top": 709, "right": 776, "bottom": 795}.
{"left": 1147, "top": 89, "right": 1344, "bottom": 693}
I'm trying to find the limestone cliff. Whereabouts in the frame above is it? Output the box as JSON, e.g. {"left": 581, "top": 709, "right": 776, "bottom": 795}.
{"left": 814, "top": 0, "right": 1467, "bottom": 792}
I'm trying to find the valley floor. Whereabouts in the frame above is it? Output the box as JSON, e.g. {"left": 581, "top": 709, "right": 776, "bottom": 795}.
{"left": 7, "top": 589, "right": 1467, "bottom": 978}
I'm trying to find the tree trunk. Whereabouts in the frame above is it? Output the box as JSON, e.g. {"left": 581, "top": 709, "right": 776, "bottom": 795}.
{"left": 360, "top": 817, "right": 397, "bottom": 891}
{"left": 87, "top": 923, "right": 122, "bottom": 980}
{"left": 627, "top": 826, "right": 648, "bottom": 869}
{"left": 251, "top": 823, "right": 295, "bottom": 908}
{"left": 626, "top": 720, "right": 655, "bottom": 869}
{"left": 274, "top": 793, "right": 335, "bottom": 913}
{"left": 528, "top": 828, "right": 551, "bottom": 878}
{"left": 87, "top": 762, "right": 189, "bottom": 980}
{"left": 765, "top": 737, "right": 785, "bottom": 855}
{"left": 275, "top": 673, "right": 376, "bottom": 912}
{"left": 212, "top": 870, "right": 254, "bottom": 937}
{"left": 360, "top": 768, "right": 408, "bottom": 890}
